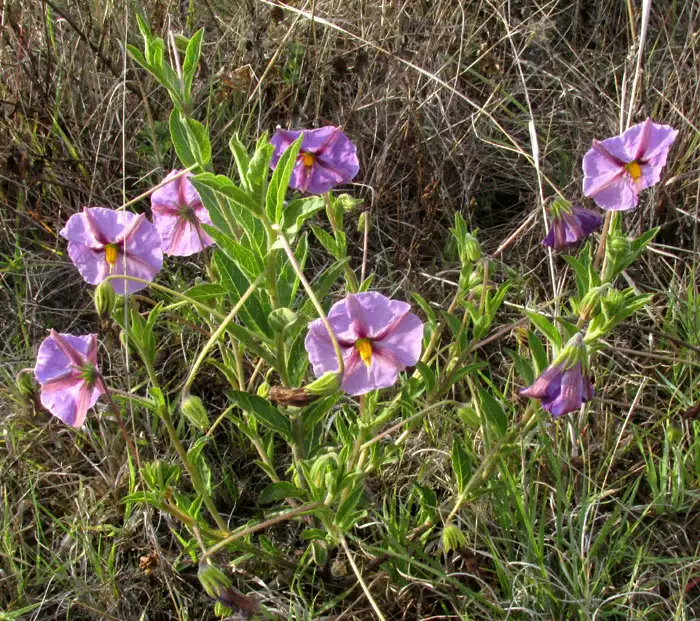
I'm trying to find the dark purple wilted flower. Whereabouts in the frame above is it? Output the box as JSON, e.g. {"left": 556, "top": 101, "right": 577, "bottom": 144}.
{"left": 520, "top": 333, "right": 594, "bottom": 418}
{"left": 582, "top": 118, "right": 678, "bottom": 211}
{"left": 305, "top": 292, "right": 424, "bottom": 396}
{"left": 542, "top": 199, "right": 603, "bottom": 250}
{"left": 151, "top": 170, "right": 215, "bottom": 256}
{"left": 34, "top": 330, "right": 104, "bottom": 427}
{"left": 270, "top": 126, "right": 359, "bottom": 194}
{"left": 60, "top": 207, "right": 163, "bottom": 294}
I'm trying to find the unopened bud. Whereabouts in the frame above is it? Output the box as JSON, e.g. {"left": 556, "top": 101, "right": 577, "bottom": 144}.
{"left": 462, "top": 233, "right": 482, "bottom": 262}
{"left": 608, "top": 234, "right": 630, "bottom": 255}
{"left": 94, "top": 280, "right": 116, "bottom": 317}
{"left": 305, "top": 371, "right": 342, "bottom": 397}
{"left": 16, "top": 369, "right": 36, "bottom": 398}
{"left": 442, "top": 523, "right": 467, "bottom": 554}
{"left": 257, "top": 382, "right": 271, "bottom": 399}
{"left": 268, "top": 307, "right": 299, "bottom": 334}
{"left": 336, "top": 193, "right": 363, "bottom": 212}
{"left": 180, "top": 395, "right": 209, "bottom": 431}
{"left": 357, "top": 211, "right": 370, "bottom": 233}
{"left": 198, "top": 561, "right": 258, "bottom": 611}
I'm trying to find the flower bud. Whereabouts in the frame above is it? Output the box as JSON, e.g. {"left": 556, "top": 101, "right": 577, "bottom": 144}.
{"left": 268, "top": 307, "right": 299, "bottom": 334}
{"left": 462, "top": 233, "right": 482, "bottom": 262}
{"left": 442, "top": 523, "right": 467, "bottom": 553}
{"left": 257, "top": 382, "right": 271, "bottom": 399}
{"left": 180, "top": 395, "right": 209, "bottom": 431}
{"left": 357, "top": 211, "right": 370, "bottom": 233}
{"left": 94, "top": 280, "right": 116, "bottom": 317}
{"left": 336, "top": 193, "right": 363, "bottom": 212}
{"left": 198, "top": 561, "right": 257, "bottom": 611}
{"left": 305, "top": 371, "right": 342, "bottom": 397}
{"left": 16, "top": 369, "right": 36, "bottom": 398}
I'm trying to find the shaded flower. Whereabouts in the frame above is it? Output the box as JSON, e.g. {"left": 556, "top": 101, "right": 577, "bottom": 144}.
{"left": 150, "top": 170, "right": 215, "bottom": 256}
{"left": 60, "top": 207, "right": 163, "bottom": 294}
{"left": 305, "top": 292, "right": 424, "bottom": 396}
{"left": 270, "top": 126, "right": 359, "bottom": 194}
{"left": 34, "top": 330, "right": 104, "bottom": 427}
{"left": 520, "top": 333, "right": 594, "bottom": 417}
{"left": 542, "top": 199, "right": 603, "bottom": 249}
{"left": 583, "top": 118, "right": 678, "bottom": 211}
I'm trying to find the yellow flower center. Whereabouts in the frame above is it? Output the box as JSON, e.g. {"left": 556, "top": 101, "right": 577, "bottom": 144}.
{"left": 355, "top": 338, "right": 373, "bottom": 368}
{"left": 104, "top": 244, "right": 119, "bottom": 270}
{"left": 625, "top": 161, "right": 642, "bottom": 181}
{"left": 302, "top": 152, "right": 315, "bottom": 168}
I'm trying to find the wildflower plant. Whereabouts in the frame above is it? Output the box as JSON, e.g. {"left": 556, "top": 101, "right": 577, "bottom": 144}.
{"left": 18, "top": 21, "right": 682, "bottom": 615}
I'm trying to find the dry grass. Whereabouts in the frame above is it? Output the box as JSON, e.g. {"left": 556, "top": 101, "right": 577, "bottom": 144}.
{"left": 1, "top": 0, "right": 700, "bottom": 618}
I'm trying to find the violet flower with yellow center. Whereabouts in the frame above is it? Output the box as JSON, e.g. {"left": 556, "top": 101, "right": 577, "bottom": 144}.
{"left": 270, "top": 126, "right": 360, "bottom": 195}
{"left": 60, "top": 207, "right": 163, "bottom": 294}
{"left": 582, "top": 118, "right": 678, "bottom": 211}
{"left": 151, "top": 170, "right": 215, "bottom": 256}
{"left": 305, "top": 292, "right": 424, "bottom": 396}
{"left": 34, "top": 330, "right": 104, "bottom": 427}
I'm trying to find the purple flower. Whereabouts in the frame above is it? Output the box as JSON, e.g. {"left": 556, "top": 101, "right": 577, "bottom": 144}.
{"left": 542, "top": 200, "right": 603, "bottom": 250}
{"left": 151, "top": 170, "right": 215, "bottom": 256}
{"left": 270, "top": 126, "right": 360, "bottom": 194}
{"left": 520, "top": 334, "right": 594, "bottom": 418}
{"left": 582, "top": 118, "right": 678, "bottom": 211}
{"left": 305, "top": 292, "right": 424, "bottom": 396}
{"left": 60, "top": 207, "right": 163, "bottom": 294}
{"left": 34, "top": 330, "right": 104, "bottom": 427}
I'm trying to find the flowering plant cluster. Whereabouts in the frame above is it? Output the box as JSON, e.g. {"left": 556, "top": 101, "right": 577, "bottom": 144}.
{"left": 18, "top": 23, "right": 679, "bottom": 614}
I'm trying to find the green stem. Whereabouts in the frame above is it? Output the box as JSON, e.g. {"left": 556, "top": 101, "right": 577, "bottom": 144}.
{"left": 182, "top": 274, "right": 264, "bottom": 396}
{"left": 271, "top": 225, "right": 345, "bottom": 377}
{"left": 324, "top": 192, "right": 358, "bottom": 292}
{"left": 159, "top": 402, "right": 230, "bottom": 533}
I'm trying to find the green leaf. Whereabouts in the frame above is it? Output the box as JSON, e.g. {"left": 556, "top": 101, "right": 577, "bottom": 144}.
{"left": 525, "top": 311, "right": 562, "bottom": 348}
{"left": 527, "top": 331, "right": 549, "bottom": 373}
{"left": 169, "top": 109, "right": 211, "bottom": 169}
{"left": 298, "top": 258, "right": 350, "bottom": 319}
{"left": 411, "top": 292, "right": 436, "bottom": 326}
{"left": 247, "top": 137, "right": 274, "bottom": 204}
{"left": 479, "top": 389, "right": 508, "bottom": 437}
{"left": 203, "top": 225, "right": 263, "bottom": 281}
{"left": 260, "top": 481, "right": 307, "bottom": 504}
{"left": 193, "top": 172, "right": 260, "bottom": 216}
{"left": 229, "top": 133, "right": 251, "bottom": 190}
{"left": 415, "top": 362, "right": 436, "bottom": 393}
{"left": 310, "top": 225, "right": 338, "bottom": 258}
{"left": 451, "top": 438, "right": 472, "bottom": 493}
{"left": 335, "top": 483, "right": 365, "bottom": 529}
{"left": 183, "top": 282, "right": 227, "bottom": 301}
{"left": 182, "top": 29, "right": 204, "bottom": 98}
{"left": 276, "top": 196, "right": 325, "bottom": 243}
{"left": 266, "top": 135, "right": 302, "bottom": 223}
{"left": 227, "top": 391, "right": 292, "bottom": 439}
{"left": 212, "top": 252, "right": 272, "bottom": 337}
{"left": 302, "top": 394, "right": 341, "bottom": 433}
{"left": 277, "top": 232, "right": 308, "bottom": 308}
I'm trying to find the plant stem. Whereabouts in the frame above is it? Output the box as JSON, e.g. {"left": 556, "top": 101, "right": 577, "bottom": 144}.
{"left": 98, "top": 377, "right": 141, "bottom": 470}
{"left": 158, "top": 401, "right": 230, "bottom": 533}
{"left": 339, "top": 534, "right": 387, "bottom": 621}
{"left": 182, "top": 273, "right": 264, "bottom": 395}
{"left": 271, "top": 224, "right": 345, "bottom": 376}
{"left": 324, "top": 192, "right": 358, "bottom": 292}
{"left": 200, "top": 502, "right": 323, "bottom": 561}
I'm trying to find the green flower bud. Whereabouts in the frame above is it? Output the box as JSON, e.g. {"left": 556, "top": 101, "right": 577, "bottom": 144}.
{"left": 305, "top": 371, "right": 342, "bottom": 397}
{"left": 442, "top": 523, "right": 467, "bottom": 554}
{"left": 268, "top": 307, "right": 299, "bottom": 334}
{"left": 357, "top": 211, "right": 370, "bottom": 233}
{"left": 336, "top": 193, "right": 363, "bottom": 212}
{"left": 180, "top": 395, "right": 209, "bottom": 431}
{"left": 257, "top": 382, "right": 271, "bottom": 399}
{"left": 16, "top": 369, "right": 36, "bottom": 398}
{"left": 578, "top": 284, "right": 609, "bottom": 322}
{"left": 462, "top": 233, "right": 482, "bottom": 262}
{"left": 94, "top": 280, "right": 116, "bottom": 317}
{"left": 198, "top": 561, "right": 253, "bottom": 611}
{"left": 607, "top": 234, "right": 631, "bottom": 255}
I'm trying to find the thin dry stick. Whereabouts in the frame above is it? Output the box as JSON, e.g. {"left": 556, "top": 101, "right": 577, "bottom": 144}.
{"left": 339, "top": 534, "right": 387, "bottom": 621}
{"left": 596, "top": 0, "right": 652, "bottom": 271}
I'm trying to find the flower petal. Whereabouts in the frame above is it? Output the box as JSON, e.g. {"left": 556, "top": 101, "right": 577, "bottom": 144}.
{"left": 520, "top": 363, "right": 563, "bottom": 400}
{"left": 340, "top": 348, "right": 401, "bottom": 396}
{"left": 584, "top": 173, "right": 638, "bottom": 211}
{"left": 60, "top": 207, "right": 113, "bottom": 248}
{"left": 570, "top": 206, "right": 604, "bottom": 235}
{"left": 66, "top": 242, "right": 110, "bottom": 286}
{"left": 345, "top": 292, "right": 412, "bottom": 340}
{"left": 374, "top": 312, "right": 424, "bottom": 367}
{"left": 305, "top": 319, "right": 354, "bottom": 376}
{"left": 543, "top": 363, "right": 584, "bottom": 417}
{"left": 40, "top": 380, "right": 102, "bottom": 427}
